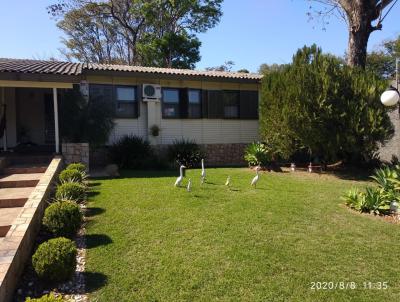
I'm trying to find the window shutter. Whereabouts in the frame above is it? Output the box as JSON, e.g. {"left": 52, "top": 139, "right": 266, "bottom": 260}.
{"left": 240, "top": 90, "right": 258, "bottom": 119}
{"left": 179, "top": 88, "right": 189, "bottom": 118}
{"left": 201, "top": 89, "right": 208, "bottom": 118}
{"left": 136, "top": 86, "right": 141, "bottom": 118}
{"left": 207, "top": 90, "right": 223, "bottom": 118}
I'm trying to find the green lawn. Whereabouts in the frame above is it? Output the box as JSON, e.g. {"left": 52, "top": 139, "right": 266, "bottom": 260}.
{"left": 85, "top": 168, "right": 400, "bottom": 302}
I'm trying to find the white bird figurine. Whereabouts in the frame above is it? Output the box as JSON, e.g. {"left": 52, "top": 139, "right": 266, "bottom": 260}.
{"left": 200, "top": 158, "right": 206, "bottom": 184}
{"left": 187, "top": 178, "right": 192, "bottom": 192}
{"left": 174, "top": 165, "right": 186, "bottom": 187}
{"left": 225, "top": 176, "right": 231, "bottom": 187}
{"left": 251, "top": 166, "right": 261, "bottom": 188}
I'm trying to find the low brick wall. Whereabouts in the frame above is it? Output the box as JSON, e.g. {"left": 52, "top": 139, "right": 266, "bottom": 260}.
{"left": 62, "top": 143, "right": 90, "bottom": 171}
{"left": 203, "top": 143, "right": 247, "bottom": 166}
{"left": 0, "top": 157, "right": 63, "bottom": 302}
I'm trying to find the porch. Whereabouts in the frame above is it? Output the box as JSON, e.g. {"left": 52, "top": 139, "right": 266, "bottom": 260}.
{"left": 0, "top": 81, "right": 72, "bottom": 155}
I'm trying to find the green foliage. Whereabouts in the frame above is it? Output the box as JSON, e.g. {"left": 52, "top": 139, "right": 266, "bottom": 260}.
{"left": 59, "top": 169, "right": 82, "bottom": 183}
{"left": 66, "top": 163, "right": 86, "bottom": 173}
{"left": 167, "top": 139, "right": 204, "bottom": 168}
{"left": 367, "top": 35, "right": 400, "bottom": 79}
{"left": 260, "top": 44, "right": 394, "bottom": 164}
{"left": 32, "top": 237, "right": 77, "bottom": 282}
{"left": 51, "top": 0, "right": 222, "bottom": 68}
{"left": 42, "top": 201, "right": 82, "bottom": 238}
{"left": 59, "top": 88, "right": 114, "bottom": 146}
{"left": 56, "top": 182, "right": 86, "bottom": 203}
{"left": 244, "top": 142, "right": 273, "bottom": 166}
{"left": 343, "top": 165, "right": 400, "bottom": 214}
{"left": 109, "top": 135, "right": 153, "bottom": 169}
{"left": 25, "top": 292, "right": 63, "bottom": 302}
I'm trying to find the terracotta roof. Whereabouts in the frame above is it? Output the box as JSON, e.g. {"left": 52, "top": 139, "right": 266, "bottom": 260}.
{"left": 0, "top": 58, "right": 262, "bottom": 81}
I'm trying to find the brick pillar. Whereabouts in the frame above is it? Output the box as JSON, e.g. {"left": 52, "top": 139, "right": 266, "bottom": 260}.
{"left": 62, "top": 143, "right": 90, "bottom": 171}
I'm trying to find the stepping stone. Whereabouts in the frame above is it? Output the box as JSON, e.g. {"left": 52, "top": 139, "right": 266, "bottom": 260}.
{"left": 0, "top": 173, "right": 43, "bottom": 188}
{"left": 0, "top": 187, "right": 34, "bottom": 208}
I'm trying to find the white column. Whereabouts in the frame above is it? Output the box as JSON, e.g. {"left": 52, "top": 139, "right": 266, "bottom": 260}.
{"left": 53, "top": 88, "right": 60, "bottom": 153}
{"left": 0, "top": 88, "right": 6, "bottom": 152}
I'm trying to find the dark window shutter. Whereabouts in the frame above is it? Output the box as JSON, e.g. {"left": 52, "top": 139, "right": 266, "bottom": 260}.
{"left": 201, "top": 89, "right": 208, "bottom": 118}
{"left": 136, "top": 86, "right": 141, "bottom": 117}
{"left": 179, "top": 88, "right": 189, "bottom": 118}
{"left": 207, "top": 90, "right": 223, "bottom": 118}
{"left": 240, "top": 90, "right": 258, "bottom": 119}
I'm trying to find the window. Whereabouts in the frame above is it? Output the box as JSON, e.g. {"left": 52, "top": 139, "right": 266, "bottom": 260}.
{"left": 162, "top": 88, "right": 180, "bottom": 118}
{"left": 115, "top": 86, "right": 137, "bottom": 118}
{"left": 223, "top": 91, "right": 240, "bottom": 118}
{"left": 188, "top": 89, "right": 201, "bottom": 118}
{"left": 89, "top": 84, "right": 138, "bottom": 118}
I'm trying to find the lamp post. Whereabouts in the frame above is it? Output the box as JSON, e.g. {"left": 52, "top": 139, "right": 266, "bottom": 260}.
{"left": 381, "top": 58, "right": 400, "bottom": 107}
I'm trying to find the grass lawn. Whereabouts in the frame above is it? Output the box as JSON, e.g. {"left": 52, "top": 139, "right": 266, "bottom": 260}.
{"left": 85, "top": 168, "right": 400, "bottom": 302}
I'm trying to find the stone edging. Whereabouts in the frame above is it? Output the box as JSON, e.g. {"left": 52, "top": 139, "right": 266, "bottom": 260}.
{"left": 0, "top": 157, "right": 63, "bottom": 302}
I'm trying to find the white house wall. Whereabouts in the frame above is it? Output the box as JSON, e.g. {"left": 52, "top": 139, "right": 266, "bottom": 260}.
{"left": 85, "top": 75, "right": 260, "bottom": 145}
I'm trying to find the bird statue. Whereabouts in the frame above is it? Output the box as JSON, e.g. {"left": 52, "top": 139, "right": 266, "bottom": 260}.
{"left": 225, "top": 176, "right": 231, "bottom": 187}
{"left": 187, "top": 178, "right": 192, "bottom": 192}
{"left": 174, "top": 165, "right": 186, "bottom": 187}
{"left": 200, "top": 158, "right": 206, "bottom": 184}
{"left": 251, "top": 166, "right": 261, "bottom": 188}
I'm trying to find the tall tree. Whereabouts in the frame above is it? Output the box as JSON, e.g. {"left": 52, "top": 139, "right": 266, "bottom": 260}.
{"left": 48, "top": 0, "right": 223, "bottom": 68}
{"left": 308, "top": 0, "right": 398, "bottom": 68}
{"left": 367, "top": 35, "right": 400, "bottom": 78}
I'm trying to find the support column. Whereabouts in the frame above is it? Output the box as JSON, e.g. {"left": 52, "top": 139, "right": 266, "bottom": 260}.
{"left": 0, "top": 88, "right": 6, "bottom": 152}
{"left": 53, "top": 88, "right": 60, "bottom": 154}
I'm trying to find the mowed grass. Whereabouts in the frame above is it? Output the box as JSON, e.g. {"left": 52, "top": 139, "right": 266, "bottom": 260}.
{"left": 85, "top": 168, "right": 400, "bottom": 302}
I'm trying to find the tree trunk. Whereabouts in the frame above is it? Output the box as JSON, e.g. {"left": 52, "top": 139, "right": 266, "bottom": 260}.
{"left": 347, "top": 21, "right": 372, "bottom": 68}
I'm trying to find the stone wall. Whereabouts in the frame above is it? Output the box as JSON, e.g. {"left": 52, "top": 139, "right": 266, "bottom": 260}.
{"left": 203, "top": 143, "right": 247, "bottom": 166}
{"left": 379, "top": 109, "right": 400, "bottom": 162}
{"left": 0, "top": 157, "right": 63, "bottom": 302}
{"left": 62, "top": 143, "right": 90, "bottom": 171}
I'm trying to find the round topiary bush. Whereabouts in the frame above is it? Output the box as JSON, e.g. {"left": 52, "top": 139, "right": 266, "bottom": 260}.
{"left": 25, "top": 292, "right": 64, "bottom": 302}
{"left": 66, "top": 163, "right": 86, "bottom": 173}
{"left": 59, "top": 169, "right": 82, "bottom": 183}
{"left": 42, "top": 201, "right": 82, "bottom": 238}
{"left": 55, "top": 182, "right": 86, "bottom": 203}
{"left": 32, "top": 237, "right": 77, "bottom": 282}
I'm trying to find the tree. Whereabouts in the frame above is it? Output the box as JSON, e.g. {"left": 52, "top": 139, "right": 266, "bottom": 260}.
{"left": 205, "top": 60, "right": 235, "bottom": 72}
{"left": 237, "top": 69, "right": 250, "bottom": 73}
{"left": 258, "top": 63, "right": 286, "bottom": 75}
{"left": 48, "top": 0, "right": 223, "bottom": 68}
{"left": 307, "top": 0, "right": 398, "bottom": 68}
{"left": 260, "top": 45, "right": 394, "bottom": 164}
{"left": 367, "top": 35, "right": 400, "bottom": 78}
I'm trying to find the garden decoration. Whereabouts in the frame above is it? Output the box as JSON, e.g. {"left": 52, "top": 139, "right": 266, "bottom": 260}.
{"left": 187, "top": 178, "right": 192, "bottom": 192}
{"left": 201, "top": 158, "right": 206, "bottom": 184}
{"left": 251, "top": 166, "right": 261, "bottom": 188}
{"left": 290, "top": 163, "right": 296, "bottom": 172}
{"left": 390, "top": 201, "right": 398, "bottom": 214}
{"left": 174, "top": 165, "right": 186, "bottom": 187}
{"left": 225, "top": 176, "right": 231, "bottom": 187}
{"left": 308, "top": 162, "right": 313, "bottom": 173}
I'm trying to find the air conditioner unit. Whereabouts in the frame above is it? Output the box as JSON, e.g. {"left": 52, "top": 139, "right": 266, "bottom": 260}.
{"left": 142, "top": 84, "right": 162, "bottom": 101}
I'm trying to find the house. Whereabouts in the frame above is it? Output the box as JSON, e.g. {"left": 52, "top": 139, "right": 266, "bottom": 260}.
{"left": 0, "top": 58, "right": 262, "bottom": 166}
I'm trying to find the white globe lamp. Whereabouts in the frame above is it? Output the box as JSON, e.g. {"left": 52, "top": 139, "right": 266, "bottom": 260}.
{"left": 381, "top": 86, "right": 400, "bottom": 107}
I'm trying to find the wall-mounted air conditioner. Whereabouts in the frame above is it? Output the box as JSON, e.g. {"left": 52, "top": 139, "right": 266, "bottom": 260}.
{"left": 142, "top": 84, "right": 162, "bottom": 101}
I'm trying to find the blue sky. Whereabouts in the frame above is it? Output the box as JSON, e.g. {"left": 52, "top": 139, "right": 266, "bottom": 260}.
{"left": 0, "top": 0, "right": 399, "bottom": 72}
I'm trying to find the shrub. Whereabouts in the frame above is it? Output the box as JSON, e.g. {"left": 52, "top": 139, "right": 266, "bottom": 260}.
{"left": 25, "top": 292, "right": 63, "bottom": 302}
{"left": 167, "top": 139, "right": 205, "bottom": 168}
{"left": 42, "top": 201, "right": 82, "bottom": 238}
{"left": 56, "top": 182, "right": 86, "bottom": 202}
{"left": 260, "top": 44, "right": 393, "bottom": 164}
{"left": 66, "top": 163, "right": 86, "bottom": 173}
{"left": 244, "top": 142, "right": 273, "bottom": 166}
{"left": 32, "top": 237, "right": 77, "bottom": 282}
{"left": 109, "top": 135, "right": 152, "bottom": 169}
{"left": 59, "top": 169, "right": 82, "bottom": 183}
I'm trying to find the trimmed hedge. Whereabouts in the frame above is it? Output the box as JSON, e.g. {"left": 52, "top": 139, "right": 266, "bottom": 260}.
{"left": 42, "top": 201, "right": 82, "bottom": 238}
{"left": 56, "top": 182, "right": 86, "bottom": 203}
{"left": 25, "top": 292, "right": 64, "bottom": 302}
{"left": 59, "top": 169, "right": 82, "bottom": 183}
{"left": 32, "top": 237, "right": 77, "bottom": 282}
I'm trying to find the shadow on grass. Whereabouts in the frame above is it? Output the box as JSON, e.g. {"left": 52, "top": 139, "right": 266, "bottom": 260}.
{"left": 88, "top": 182, "right": 102, "bottom": 187}
{"left": 85, "top": 207, "right": 106, "bottom": 217}
{"left": 87, "top": 191, "right": 100, "bottom": 198}
{"left": 330, "top": 168, "right": 373, "bottom": 182}
{"left": 86, "top": 234, "right": 113, "bottom": 249}
{"left": 84, "top": 271, "right": 108, "bottom": 293}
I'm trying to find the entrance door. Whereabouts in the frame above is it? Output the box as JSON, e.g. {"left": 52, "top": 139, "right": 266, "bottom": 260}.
{"left": 44, "top": 94, "right": 55, "bottom": 144}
